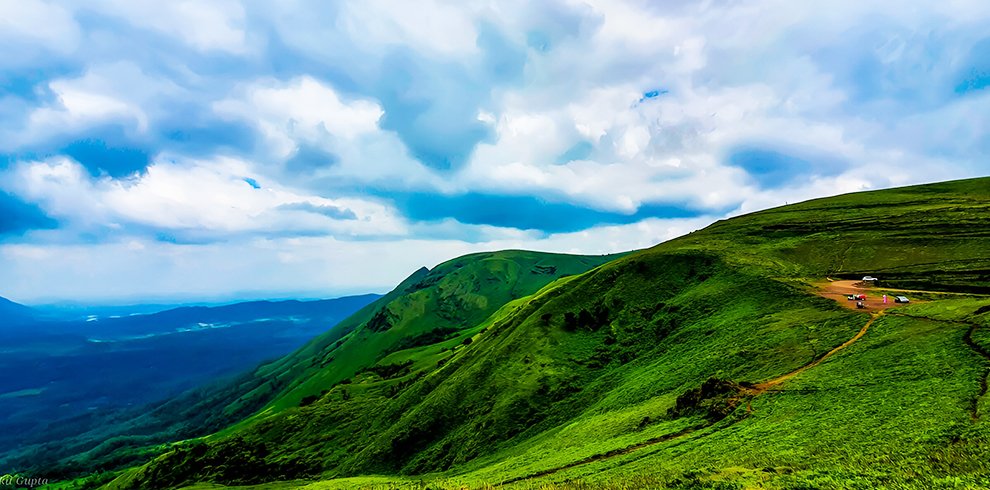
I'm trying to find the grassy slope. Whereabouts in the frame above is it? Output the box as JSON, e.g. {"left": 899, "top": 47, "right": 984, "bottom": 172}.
{"left": 97, "top": 251, "right": 621, "bottom": 487}
{"left": 242, "top": 250, "right": 623, "bottom": 416}
{"left": 90, "top": 177, "right": 990, "bottom": 489}
{"left": 14, "top": 252, "right": 615, "bottom": 485}
{"left": 682, "top": 176, "right": 990, "bottom": 291}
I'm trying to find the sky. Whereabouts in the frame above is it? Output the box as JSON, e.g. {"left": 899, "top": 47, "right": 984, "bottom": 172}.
{"left": 1, "top": 0, "right": 989, "bottom": 304}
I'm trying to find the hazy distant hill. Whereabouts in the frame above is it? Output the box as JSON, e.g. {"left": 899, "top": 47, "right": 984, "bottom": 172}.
{"left": 0, "top": 293, "right": 380, "bottom": 475}
{"left": 69, "top": 295, "right": 384, "bottom": 339}
{"left": 0, "top": 296, "right": 34, "bottom": 326}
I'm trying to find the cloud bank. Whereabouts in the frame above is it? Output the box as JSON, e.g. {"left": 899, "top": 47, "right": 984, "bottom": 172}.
{"left": 1, "top": 0, "right": 988, "bottom": 302}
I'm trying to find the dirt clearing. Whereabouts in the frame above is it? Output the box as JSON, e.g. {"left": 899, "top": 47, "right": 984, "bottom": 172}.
{"left": 817, "top": 280, "right": 914, "bottom": 311}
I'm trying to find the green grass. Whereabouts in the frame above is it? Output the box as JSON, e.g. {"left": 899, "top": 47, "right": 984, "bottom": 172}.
{"left": 36, "top": 177, "right": 990, "bottom": 489}
{"left": 13, "top": 251, "right": 618, "bottom": 486}
{"left": 246, "top": 250, "right": 623, "bottom": 415}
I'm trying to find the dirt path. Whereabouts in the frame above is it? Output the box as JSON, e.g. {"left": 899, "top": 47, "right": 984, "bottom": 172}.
{"left": 744, "top": 312, "right": 883, "bottom": 396}
{"left": 496, "top": 424, "right": 705, "bottom": 486}
{"left": 499, "top": 312, "right": 882, "bottom": 486}
{"left": 502, "top": 285, "right": 983, "bottom": 485}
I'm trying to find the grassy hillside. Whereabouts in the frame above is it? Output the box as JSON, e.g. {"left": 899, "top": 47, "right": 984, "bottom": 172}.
{"left": 5, "top": 250, "right": 617, "bottom": 484}
{"left": 230, "top": 250, "right": 622, "bottom": 418}
{"left": 45, "top": 177, "right": 990, "bottom": 489}
{"left": 675, "top": 177, "right": 990, "bottom": 291}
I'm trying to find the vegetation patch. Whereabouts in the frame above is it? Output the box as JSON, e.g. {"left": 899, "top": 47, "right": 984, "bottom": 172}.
{"left": 667, "top": 378, "right": 749, "bottom": 422}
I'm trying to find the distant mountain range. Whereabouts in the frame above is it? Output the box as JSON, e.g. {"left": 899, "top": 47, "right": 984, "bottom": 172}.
{"left": 70, "top": 295, "right": 384, "bottom": 340}
{"left": 0, "top": 292, "right": 380, "bottom": 472}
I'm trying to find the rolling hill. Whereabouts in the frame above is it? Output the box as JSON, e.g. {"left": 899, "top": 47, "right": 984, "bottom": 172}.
{"left": 4, "top": 251, "right": 619, "bottom": 484}
{"left": 30, "top": 177, "right": 990, "bottom": 489}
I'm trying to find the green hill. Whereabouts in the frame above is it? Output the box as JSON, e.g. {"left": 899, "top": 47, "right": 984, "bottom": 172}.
{"left": 55, "top": 178, "right": 990, "bottom": 489}
{"left": 225, "top": 249, "right": 624, "bottom": 418}
{"left": 13, "top": 250, "right": 619, "bottom": 485}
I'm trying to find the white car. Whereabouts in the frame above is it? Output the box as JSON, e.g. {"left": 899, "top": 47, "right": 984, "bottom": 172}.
{"left": 894, "top": 296, "right": 909, "bottom": 303}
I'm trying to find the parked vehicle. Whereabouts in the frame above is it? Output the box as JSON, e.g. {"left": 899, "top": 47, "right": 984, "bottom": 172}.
{"left": 856, "top": 301, "right": 866, "bottom": 309}
{"left": 894, "top": 296, "right": 910, "bottom": 303}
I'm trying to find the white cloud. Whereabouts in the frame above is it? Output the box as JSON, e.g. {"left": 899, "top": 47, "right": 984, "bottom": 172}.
{"left": 1, "top": 156, "right": 107, "bottom": 226}
{"left": 3, "top": 0, "right": 990, "bottom": 303}
{"left": 338, "top": 1, "right": 480, "bottom": 57}
{"left": 0, "top": 215, "right": 714, "bottom": 304}
{"left": 214, "top": 76, "right": 384, "bottom": 157}
{"left": 461, "top": 83, "right": 756, "bottom": 213}
{"left": 444, "top": 0, "right": 990, "bottom": 219}
{"left": 2, "top": 156, "right": 407, "bottom": 239}
{"left": 214, "top": 76, "right": 445, "bottom": 191}
{"left": 9, "top": 62, "right": 182, "bottom": 150}
{"left": 0, "top": 0, "right": 80, "bottom": 56}
{"left": 84, "top": 0, "right": 249, "bottom": 54}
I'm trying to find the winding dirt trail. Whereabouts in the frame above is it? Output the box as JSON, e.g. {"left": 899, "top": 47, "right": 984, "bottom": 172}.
{"left": 743, "top": 311, "right": 883, "bottom": 397}
{"left": 499, "top": 281, "right": 985, "bottom": 485}
{"left": 498, "top": 311, "right": 882, "bottom": 486}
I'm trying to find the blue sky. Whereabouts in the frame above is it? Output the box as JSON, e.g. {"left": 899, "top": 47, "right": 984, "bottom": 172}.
{"left": 1, "top": 0, "right": 988, "bottom": 304}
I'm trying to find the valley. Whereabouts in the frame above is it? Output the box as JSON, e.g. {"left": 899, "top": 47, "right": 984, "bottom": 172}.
{"left": 0, "top": 295, "right": 379, "bottom": 478}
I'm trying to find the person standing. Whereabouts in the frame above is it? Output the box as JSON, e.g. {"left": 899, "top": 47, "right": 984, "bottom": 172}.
{"left": 883, "top": 294, "right": 887, "bottom": 304}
